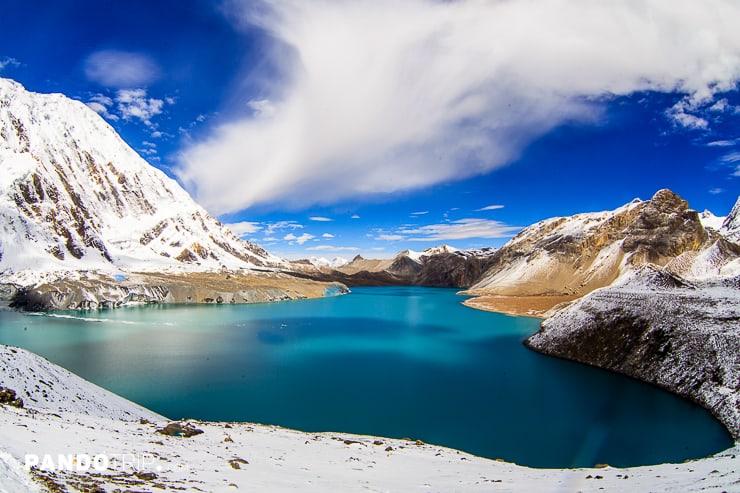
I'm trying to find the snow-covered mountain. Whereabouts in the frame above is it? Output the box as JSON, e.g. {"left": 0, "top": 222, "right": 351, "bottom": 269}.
{"left": 308, "top": 256, "right": 349, "bottom": 268}
{"left": 329, "top": 245, "right": 498, "bottom": 287}
{"left": 721, "top": 195, "right": 740, "bottom": 242}
{"left": 0, "top": 78, "right": 282, "bottom": 277}
{"left": 466, "top": 189, "right": 739, "bottom": 298}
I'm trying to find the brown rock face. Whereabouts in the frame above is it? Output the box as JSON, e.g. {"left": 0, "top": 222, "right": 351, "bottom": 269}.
{"left": 466, "top": 189, "right": 710, "bottom": 298}
{"left": 621, "top": 189, "right": 708, "bottom": 265}
{"left": 0, "top": 386, "right": 24, "bottom": 408}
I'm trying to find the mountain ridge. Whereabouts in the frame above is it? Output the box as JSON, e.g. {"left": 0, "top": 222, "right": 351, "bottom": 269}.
{"left": 0, "top": 78, "right": 281, "bottom": 278}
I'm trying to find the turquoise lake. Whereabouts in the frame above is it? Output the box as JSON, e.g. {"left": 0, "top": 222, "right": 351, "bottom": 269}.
{"left": 0, "top": 286, "right": 732, "bottom": 468}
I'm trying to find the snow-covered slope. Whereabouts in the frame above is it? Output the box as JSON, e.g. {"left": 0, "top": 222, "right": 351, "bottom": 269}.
{"left": 1, "top": 342, "right": 738, "bottom": 493}
{"left": 0, "top": 78, "right": 282, "bottom": 276}
{"left": 308, "top": 256, "right": 349, "bottom": 268}
{"left": 722, "top": 196, "right": 740, "bottom": 243}
{"left": 0, "top": 345, "right": 162, "bottom": 422}
{"left": 528, "top": 266, "right": 740, "bottom": 439}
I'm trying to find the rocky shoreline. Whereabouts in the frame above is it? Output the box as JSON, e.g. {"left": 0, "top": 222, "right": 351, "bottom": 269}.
{"left": 1, "top": 270, "right": 349, "bottom": 311}
{"left": 524, "top": 266, "right": 740, "bottom": 440}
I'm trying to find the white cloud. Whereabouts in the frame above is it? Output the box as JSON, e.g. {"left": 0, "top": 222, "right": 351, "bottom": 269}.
{"left": 720, "top": 151, "right": 740, "bottom": 164}
{"left": 709, "top": 188, "right": 725, "bottom": 195}
{"left": 396, "top": 218, "right": 520, "bottom": 242}
{"left": 227, "top": 221, "right": 262, "bottom": 238}
{"left": 264, "top": 220, "right": 303, "bottom": 235}
{"left": 178, "top": 0, "right": 740, "bottom": 214}
{"left": 322, "top": 233, "right": 334, "bottom": 238}
{"left": 284, "top": 232, "right": 315, "bottom": 244}
{"left": 0, "top": 57, "right": 20, "bottom": 71}
{"left": 86, "top": 94, "right": 119, "bottom": 121}
{"left": 307, "top": 245, "right": 359, "bottom": 252}
{"left": 707, "top": 139, "right": 740, "bottom": 147}
{"left": 85, "top": 50, "right": 160, "bottom": 88}
{"left": 475, "top": 204, "right": 505, "bottom": 212}
{"left": 375, "top": 234, "right": 405, "bottom": 241}
{"left": 116, "top": 89, "right": 164, "bottom": 127}
{"left": 309, "top": 216, "right": 333, "bottom": 222}
{"left": 248, "top": 99, "right": 276, "bottom": 118}
{"left": 351, "top": 214, "right": 360, "bottom": 219}
{"left": 666, "top": 97, "right": 710, "bottom": 130}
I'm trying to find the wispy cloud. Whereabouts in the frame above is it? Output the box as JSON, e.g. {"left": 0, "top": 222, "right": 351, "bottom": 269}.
{"left": 85, "top": 50, "right": 160, "bottom": 88}
{"left": 0, "top": 57, "right": 20, "bottom": 72}
{"left": 226, "top": 221, "right": 262, "bottom": 238}
{"left": 410, "top": 211, "right": 429, "bottom": 216}
{"left": 475, "top": 204, "right": 504, "bottom": 212}
{"left": 707, "top": 139, "right": 740, "bottom": 147}
{"left": 307, "top": 245, "right": 359, "bottom": 252}
{"left": 322, "top": 233, "right": 334, "bottom": 238}
{"left": 178, "top": 0, "right": 740, "bottom": 214}
{"left": 385, "top": 218, "right": 520, "bottom": 242}
{"left": 116, "top": 89, "right": 164, "bottom": 127}
{"left": 263, "top": 221, "right": 303, "bottom": 236}
{"left": 375, "top": 234, "right": 405, "bottom": 242}
{"left": 86, "top": 94, "right": 118, "bottom": 121}
{"left": 284, "top": 232, "right": 315, "bottom": 245}
{"left": 309, "top": 216, "right": 333, "bottom": 222}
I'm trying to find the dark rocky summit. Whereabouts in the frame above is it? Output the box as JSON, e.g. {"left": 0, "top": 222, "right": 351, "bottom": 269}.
{"left": 296, "top": 247, "right": 498, "bottom": 288}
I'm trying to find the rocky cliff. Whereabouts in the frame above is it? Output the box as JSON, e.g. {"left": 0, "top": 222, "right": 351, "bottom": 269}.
{"left": 303, "top": 246, "right": 499, "bottom": 288}
{"left": 464, "top": 190, "right": 712, "bottom": 299}
{"left": 526, "top": 266, "right": 740, "bottom": 439}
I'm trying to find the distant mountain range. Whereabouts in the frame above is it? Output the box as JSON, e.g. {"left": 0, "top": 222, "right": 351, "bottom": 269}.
{"left": 0, "top": 78, "right": 281, "bottom": 279}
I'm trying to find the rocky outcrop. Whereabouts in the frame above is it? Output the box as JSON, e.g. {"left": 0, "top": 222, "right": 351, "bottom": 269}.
{"left": 4, "top": 271, "right": 348, "bottom": 311}
{"left": 722, "top": 196, "right": 740, "bottom": 243}
{"left": 464, "top": 190, "right": 710, "bottom": 298}
{"left": 304, "top": 247, "right": 498, "bottom": 288}
{"left": 526, "top": 266, "right": 740, "bottom": 438}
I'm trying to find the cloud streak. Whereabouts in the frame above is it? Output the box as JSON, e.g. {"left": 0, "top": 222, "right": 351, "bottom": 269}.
{"left": 85, "top": 50, "right": 160, "bottom": 88}
{"left": 178, "top": 0, "right": 740, "bottom": 214}
{"left": 394, "top": 218, "right": 520, "bottom": 242}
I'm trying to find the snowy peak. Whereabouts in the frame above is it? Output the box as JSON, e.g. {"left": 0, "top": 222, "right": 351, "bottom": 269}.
{"left": 721, "top": 196, "right": 740, "bottom": 243}
{"left": 308, "top": 256, "right": 349, "bottom": 268}
{"left": 0, "top": 78, "right": 281, "bottom": 275}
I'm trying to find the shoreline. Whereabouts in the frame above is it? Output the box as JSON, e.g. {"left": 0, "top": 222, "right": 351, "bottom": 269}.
{"left": 461, "top": 293, "right": 579, "bottom": 318}
{"left": 1, "top": 342, "right": 738, "bottom": 492}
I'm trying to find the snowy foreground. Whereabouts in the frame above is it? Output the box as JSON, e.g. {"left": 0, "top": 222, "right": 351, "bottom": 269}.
{"left": 1, "top": 345, "right": 739, "bottom": 492}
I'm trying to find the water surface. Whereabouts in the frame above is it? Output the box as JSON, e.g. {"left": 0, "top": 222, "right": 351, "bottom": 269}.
{"left": 0, "top": 287, "right": 731, "bottom": 467}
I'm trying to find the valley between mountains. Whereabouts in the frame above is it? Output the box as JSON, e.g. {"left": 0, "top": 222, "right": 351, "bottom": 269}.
{"left": 2, "top": 78, "right": 740, "bottom": 491}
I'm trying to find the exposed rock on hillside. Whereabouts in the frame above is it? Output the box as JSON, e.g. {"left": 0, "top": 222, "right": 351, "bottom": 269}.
{"left": 465, "top": 190, "right": 710, "bottom": 299}
{"left": 722, "top": 196, "right": 740, "bottom": 243}
{"left": 526, "top": 266, "right": 740, "bottom": 438}
{"left": 0, "top": 78, "right": 281, "bottom": 274}
{"left": 5, "top": 270, "right": 348, "bottom": 311}
{"left": 298, "top": 246, "right": 498, "bottom": 288}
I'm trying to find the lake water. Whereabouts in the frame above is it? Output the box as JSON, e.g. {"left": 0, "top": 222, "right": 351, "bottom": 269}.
{"left": 0, "top": 286, "right": 732, "bottom": 468}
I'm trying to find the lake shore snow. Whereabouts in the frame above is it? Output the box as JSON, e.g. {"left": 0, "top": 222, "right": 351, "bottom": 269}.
{"left": 1, "top": 344, "right": 739, "bottom": 492}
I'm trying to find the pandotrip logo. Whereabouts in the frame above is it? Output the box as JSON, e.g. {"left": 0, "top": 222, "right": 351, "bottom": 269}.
{"left": 24, "top": 453, "right": 160, "bottom": 472}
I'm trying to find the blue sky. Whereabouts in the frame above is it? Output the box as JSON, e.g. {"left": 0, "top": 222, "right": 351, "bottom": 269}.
{"left": 1, "top": 0, "right": 739, "bottom": 260}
